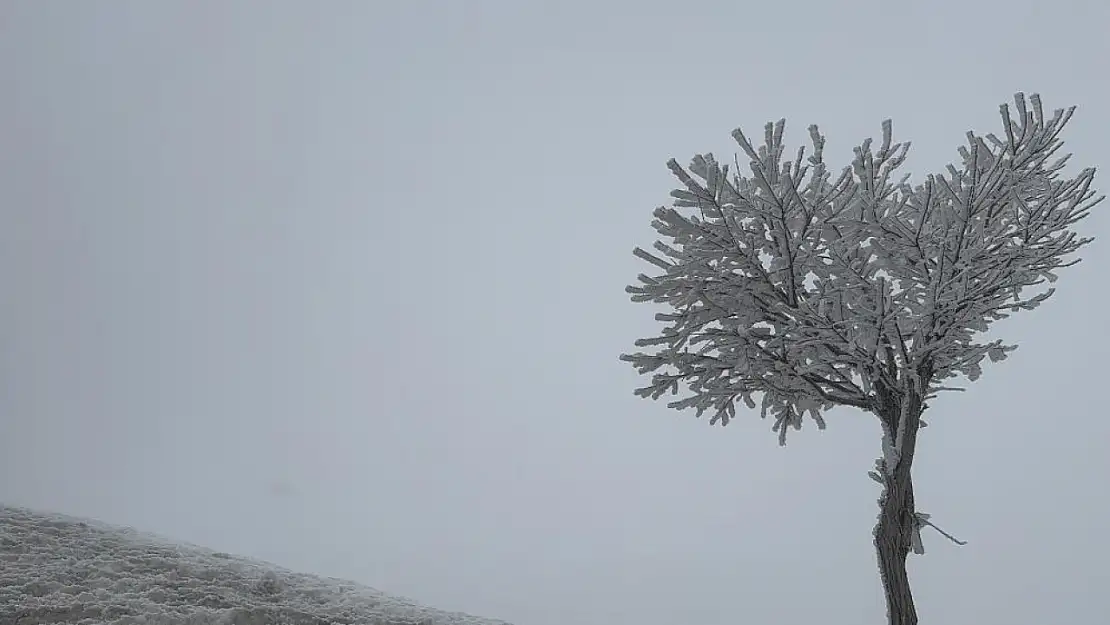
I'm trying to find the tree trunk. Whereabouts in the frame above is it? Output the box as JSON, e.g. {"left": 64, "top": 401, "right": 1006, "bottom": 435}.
{"left": 873, "top": 384, "right": 925, "bottom": 625}
{"left": 875, "top": 465, "right": 917, "bottom": 625}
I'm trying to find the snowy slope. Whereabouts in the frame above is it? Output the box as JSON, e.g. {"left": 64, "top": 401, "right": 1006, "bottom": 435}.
{"left": 0, "top": 504, "right": 514, "bottom": 625}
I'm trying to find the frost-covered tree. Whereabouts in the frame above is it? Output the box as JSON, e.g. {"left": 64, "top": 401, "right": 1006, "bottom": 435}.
{"left": 621, "top": 94, "right": 1101, "bottom": 625}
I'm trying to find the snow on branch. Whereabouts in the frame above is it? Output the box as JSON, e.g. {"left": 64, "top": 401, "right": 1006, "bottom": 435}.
{"left": 622, "top": 93, "right": 1102, "bottom": 443}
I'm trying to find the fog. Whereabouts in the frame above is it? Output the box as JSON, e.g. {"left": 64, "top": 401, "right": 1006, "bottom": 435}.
{"left": 2, "top": 2, "right": 1107, "bottom": 624}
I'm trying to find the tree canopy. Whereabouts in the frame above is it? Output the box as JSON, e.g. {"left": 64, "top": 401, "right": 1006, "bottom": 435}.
{"left": 623, "top": 94, "right": 1101, "bottom": 447}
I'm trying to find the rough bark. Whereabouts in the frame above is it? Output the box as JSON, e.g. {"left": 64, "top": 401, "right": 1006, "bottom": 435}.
{"left": 875, "top": 466, "right": 917, "bottom": 625}
{"left": 873, "top": 382, "right": 925, "bottom": 625}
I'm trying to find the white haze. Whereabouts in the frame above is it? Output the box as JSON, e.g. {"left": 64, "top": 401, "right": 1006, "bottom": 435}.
{"left": 1, "top": 2, "right": 1108, "bottom": 624}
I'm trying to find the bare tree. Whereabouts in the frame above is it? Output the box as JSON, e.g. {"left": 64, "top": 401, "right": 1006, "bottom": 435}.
{"left": 621, "top": 94, "right": 1102, "bottom": 625}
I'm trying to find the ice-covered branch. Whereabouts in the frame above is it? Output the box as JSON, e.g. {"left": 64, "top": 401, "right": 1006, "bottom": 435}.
{"left": 624, "top": 93, "right": 1101, "bottom": 442}
{"left": 910, "top": 512, "right": 968, "bottom": 555}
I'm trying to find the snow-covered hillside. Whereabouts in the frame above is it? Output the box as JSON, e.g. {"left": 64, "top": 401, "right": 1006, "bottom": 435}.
{"left": 0, "top": 504, "right": 514, "bottom": 625}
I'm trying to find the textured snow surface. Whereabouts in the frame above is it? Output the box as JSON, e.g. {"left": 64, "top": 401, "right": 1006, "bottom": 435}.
{"left": 0, "top": 504, "right": 514, "bottom": 625}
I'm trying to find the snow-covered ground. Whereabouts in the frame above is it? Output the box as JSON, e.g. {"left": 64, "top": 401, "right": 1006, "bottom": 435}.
{"left": 0, "top": 504, "right": 514, "bottom": 625}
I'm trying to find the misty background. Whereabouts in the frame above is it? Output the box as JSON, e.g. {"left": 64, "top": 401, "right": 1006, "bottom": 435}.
{"left": 1, "top": 2, "right": 1107, "bottom": 624}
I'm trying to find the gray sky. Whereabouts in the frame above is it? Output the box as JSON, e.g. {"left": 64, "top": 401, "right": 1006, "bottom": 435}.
{"left": 1, "top": 2, "right": 1107, "bottom": 624}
